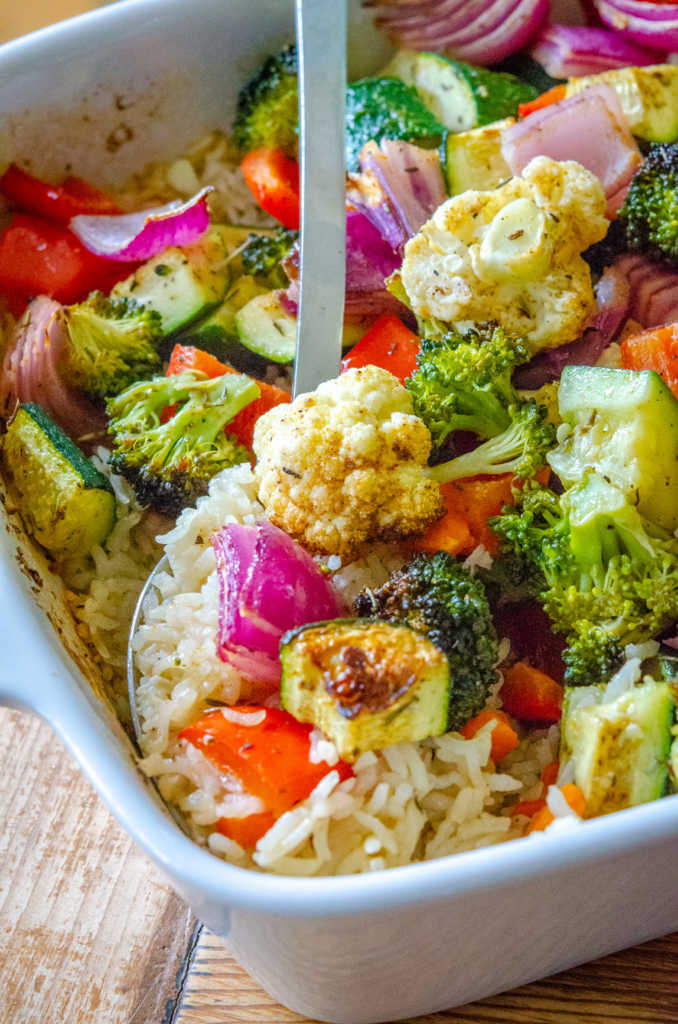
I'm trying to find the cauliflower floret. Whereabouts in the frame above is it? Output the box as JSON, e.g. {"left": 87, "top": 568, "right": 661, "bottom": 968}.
{"left": 253, "top": 365, "right": 444, "bottom": 559}
{"left": 400, "top": 156, "right": 609, "bottom": 351}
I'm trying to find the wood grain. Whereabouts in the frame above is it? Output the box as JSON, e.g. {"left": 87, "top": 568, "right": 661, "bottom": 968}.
{"left": 174, "top": 930, "right": 678, "bottom": 1024}
{"left": 0, "top": 708, "right": 195, "bottom": 1024}
{"left": 1, "top": 708, "right": 677, "bottom": 1024}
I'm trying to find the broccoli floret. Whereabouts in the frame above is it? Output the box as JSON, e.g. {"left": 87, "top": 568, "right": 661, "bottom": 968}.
{"left": 62, "top": 292, "right": 162, "bottom": 397}
{"left": 241, "top": 226, "right": 298, "bottom": 288}
{"left": 429, "top": 401, "right": 556, "bottom": 484}
{"left": 407, "top": 322, "right": 554, "bottom": 482}
{"left": 407, "top": 323, "right": 530, "bottom": 447}
{"left": 620, "top": 143, "right": 678, "bottom": 266}
{"left": 345, "top": 77, "right": 444, "bottom": 173}
{"left": 354, "top": 551, "right": 498, "bottom": 730}
{"left": 106, "top": 371, "right": 259, "bottom": 516}
{"left": 233, "top": 45, "right": 298, "bottom": 155}
{"left": 492, "top": 475, "right": 678, "bottom": 686}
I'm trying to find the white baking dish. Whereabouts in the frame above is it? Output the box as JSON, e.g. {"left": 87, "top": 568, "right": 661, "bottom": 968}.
{"left": 1, "top": 3, "right": 677, "bottom": 1021}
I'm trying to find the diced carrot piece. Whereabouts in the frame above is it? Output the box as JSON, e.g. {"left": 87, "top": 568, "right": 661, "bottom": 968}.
{"left": 512, "top": 798, "right": 547, "bottom": 818}
{"left": 418, "top": 474, "right": 518, "bottom": 556}
{"left": 620, "top": 322, "right": 678, "bottom": 399}
{"left": 500, "top": 662, "right": 563, "bottom": 724}
{"left": 528, "top": 784, "right": 586, "bottom": 833}
{"left": 518, "top": 84, "right": 567, "bottom": 119}
{"left": 411, "top": 507, "right": 474, "bottom": 557}
{"left": 461, "top": 709, "right": 520, "bottom": 763}
{"left": 541, "top": 760, "right": 560, "bottom": 788}
{"left": 216, "top": 811, "right": 276, "bottom": 848}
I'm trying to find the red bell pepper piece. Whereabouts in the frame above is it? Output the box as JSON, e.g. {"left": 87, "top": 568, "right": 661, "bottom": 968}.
{"left": 180, "top": 706, "right": 353, "bottom": 846}
{"left": 500, "top": 661, "right": 563, "bottom": 724}
{"left": 0, "top": 214, "right": 129, "bottom": 310}
{"left": 0, "top": 164, "right": 119, "bottom": 223}
{"left": 165, "top": 343, "right": 291, "bottom": 449}
{"left": 341, "top": 313, "right": 420, "bottom": 383}
{"left": 241, "top": 148, "right": 300, "bottom": 230}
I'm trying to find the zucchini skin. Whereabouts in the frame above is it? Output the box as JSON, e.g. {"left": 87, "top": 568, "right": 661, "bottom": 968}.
{"left": 2, "top": 403, "right": 116, "bottom": 556}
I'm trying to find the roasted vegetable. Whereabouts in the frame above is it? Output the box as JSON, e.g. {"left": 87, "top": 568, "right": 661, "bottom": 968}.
{"left": 345, "top": 77, "right": 444, "bottom": 173}
{"left": 407, "top": 322, "right": 555, "bottom": 483}
{"left": 560, "top": 675, "right": 675, "bottom": 815}
{"left": 241, "top": 225, "right": 297, "bottom": 288}
{"left": 620, "top": 143, "right": 678, "bottom": 266}
{"left": 61, "top": 291, "right": 162, "bottom": 397}
{"left": 280, "top": 619, "right": 451, "bottom": 761}
{"left": 233, "top": 45, "right": 299, "bottom": 155}
{"left": 2, "top": 402, "right": 115, "bottom": 555}
{"left": 548, "top": 365, "right": 678, "bottom": 533}
{"left": 406, "top": 322, "right": 529, "bottom": 448}
{"left": 355, "top": 551, "right": 498, "bottom": 731}
{"left": 492, "top": 475, "right": 678, "bottom": 686}
{"left": 106, "top": 371, "right": 258, "bottom": 515}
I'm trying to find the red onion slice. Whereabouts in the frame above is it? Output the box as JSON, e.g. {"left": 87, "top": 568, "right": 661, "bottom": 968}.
{"left": 529, "top": 24, "right": 663, "bottom": 77}
{"left": 369, "top": 0, "right": 548, "bottom": 63}
{"left": 592, "top": 0, "right": 678, "bottom": 51}
{"left": 213, "top": 522, "right": 346, "bottom": 687}
{"left": 347, "top": 140, "right": 447, "bottom": 256}
{"left": 69, "top": 187, "right": 212, "bottom": 262}
{"left": 618, "top": 253, "right": 678, "bottom": 327}
{"left": 503, "top": 84, "right": 642, "bottom": 218}
{"left": 0, "top": 296, "right": 105, "bottom": 440}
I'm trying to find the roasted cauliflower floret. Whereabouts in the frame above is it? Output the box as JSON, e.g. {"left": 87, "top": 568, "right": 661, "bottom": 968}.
{"left": 252, "top": 365, "right": 444, "bottom": 559}
{"left": 400, "top": 156, "right": 608, "bottom": 351}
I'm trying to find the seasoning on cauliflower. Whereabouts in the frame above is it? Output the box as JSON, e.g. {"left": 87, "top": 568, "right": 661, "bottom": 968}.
{"left": 399, "top": 155, "right": 609, "bottom": 352}
{"left": 252, "top": 365, "right": 444, "bottom": 559}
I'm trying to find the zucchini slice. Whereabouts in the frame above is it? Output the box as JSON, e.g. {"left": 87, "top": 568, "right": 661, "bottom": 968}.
{"left": 280, "top": 618, "right": 450, "bottom": 761}
{"left": 112, "top": 224, "right": 260, "bottom": 336}
{"left": 2, "top": 403, "right": 115, "bottom": 556}
{"left": 384, "top": 50, "right": 537, "bottom": 132}
{"left": 560, "top": 678, "right": 675, "bottom": 815}
{"left": 235, "top": 289, "right": 297, "bottom": 364}
{"left": 444, "top": 119, "right": 513, "bottom": 195}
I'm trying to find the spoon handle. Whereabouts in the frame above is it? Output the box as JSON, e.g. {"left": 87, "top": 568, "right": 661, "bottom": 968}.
{"left": 292, "top": 0, "right": 347, "bottom": 398}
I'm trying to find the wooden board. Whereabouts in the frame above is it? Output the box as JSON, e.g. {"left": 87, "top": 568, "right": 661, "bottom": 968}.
{"left": 2, "top": 708, "right": 677, "bottom": 1024}
{"left": 175, "top": 930, "right": 678, "bottom": 1024}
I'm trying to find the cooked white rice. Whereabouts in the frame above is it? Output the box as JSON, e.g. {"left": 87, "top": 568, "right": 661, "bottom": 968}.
{"left": 131, "top": 465, "right": 562, "bottom": 876}
{"left": 113, "top": 130, "right": 275, "bottom": 228}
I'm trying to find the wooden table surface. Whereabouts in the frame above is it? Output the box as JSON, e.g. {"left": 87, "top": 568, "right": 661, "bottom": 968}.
{"left": 2, "top": 5, "right": 678, "bottom": 1024}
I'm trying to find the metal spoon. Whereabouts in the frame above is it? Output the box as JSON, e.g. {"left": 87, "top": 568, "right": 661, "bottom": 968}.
{"left": 292, "top": 0, "right": 347, "bottom": 397}
{"left": 128, "top": 0, "right": 348, "bottom": 740}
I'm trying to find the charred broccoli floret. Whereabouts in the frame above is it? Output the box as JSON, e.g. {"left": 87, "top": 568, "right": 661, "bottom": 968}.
{"left": 355, "top": 551, "right": 498, "bottom": 730}
{"left": 407, "top": 322, "right": 555, "bottom": 482}
{"left": 492, "top": 475, "right": 678, "bottom": 686}
{"left": 62, "top": 292, "right": 162, "bottom": 397}
{"left": 107, "top": 371, "right": 259, "bottom": 515}
{"left": 233, "top": 44, "right": 298, "bottom": 155}
{"left": 620, "top": 143, "right": 678, "bottom": 266}
{"left": 241, "top": 226, "right": 298, "bottom": 288}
